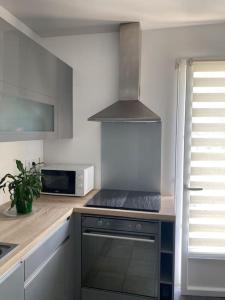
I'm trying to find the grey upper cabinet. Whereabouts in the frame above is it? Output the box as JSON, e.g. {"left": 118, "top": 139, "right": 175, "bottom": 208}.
{"left": 1, "top": 29, "right": 20, "bottom": 87}
{"left": 2, "top": 29, "right": 58, "bottom": 100}
{"left": 57, "top": 63, "right": 73, "bottom": 138}
{"left": 0, "top": 262, "right": 24, "bottom": 300}
{"left": 0, "top": 17, "right": 73, "bottom": 141}
{"left": 19, "top": 34, "right": 59, "bottom": 99}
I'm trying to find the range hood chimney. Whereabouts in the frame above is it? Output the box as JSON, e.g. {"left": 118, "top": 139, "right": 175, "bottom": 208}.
{"left": 88, "top": 22, "right": 161, "bottom": 122}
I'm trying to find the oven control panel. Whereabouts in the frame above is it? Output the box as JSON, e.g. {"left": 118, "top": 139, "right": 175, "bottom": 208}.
{"left": 82, "top": 215, "right": 160, "bottom": 234}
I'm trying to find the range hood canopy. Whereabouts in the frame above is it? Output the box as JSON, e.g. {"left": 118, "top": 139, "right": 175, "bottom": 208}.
{"left": 88, "top": 22, "right": 161, "bottom": 123}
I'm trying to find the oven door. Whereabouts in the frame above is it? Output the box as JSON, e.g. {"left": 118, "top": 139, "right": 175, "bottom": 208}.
{"left": 82, "top": 230, "right": 159, "bottom": 298}
{"left": 41, "top": 169, "right": 76, "bottom": 195}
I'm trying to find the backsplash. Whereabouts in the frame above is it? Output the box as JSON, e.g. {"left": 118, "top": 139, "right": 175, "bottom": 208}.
{"left": 0, "top": 140, "right": 43, "bottom": 204}
{"left": 101, "top": 122, "right": 161, "bottom": 192}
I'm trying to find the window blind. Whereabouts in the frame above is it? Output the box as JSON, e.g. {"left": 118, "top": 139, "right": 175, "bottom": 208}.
{"left": 189, "top": 61, "right": 225, "bottom": 255}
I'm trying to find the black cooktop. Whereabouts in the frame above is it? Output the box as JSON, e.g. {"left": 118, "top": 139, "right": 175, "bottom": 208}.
{"left": 86, "top": 189, "right": 161, "bottom": 212}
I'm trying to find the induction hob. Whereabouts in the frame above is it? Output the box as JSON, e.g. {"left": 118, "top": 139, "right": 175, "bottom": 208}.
{"left": 85, "top": 189, "right": 161, "bottom": 212}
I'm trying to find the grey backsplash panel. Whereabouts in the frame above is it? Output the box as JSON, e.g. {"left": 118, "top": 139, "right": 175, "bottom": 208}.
{"left": 101, "top": 122, "right": 161, "bottom": 192}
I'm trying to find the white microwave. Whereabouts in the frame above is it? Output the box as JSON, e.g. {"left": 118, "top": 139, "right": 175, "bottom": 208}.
{"left": 41, "top": 164, "right": 94, "bottom": 197}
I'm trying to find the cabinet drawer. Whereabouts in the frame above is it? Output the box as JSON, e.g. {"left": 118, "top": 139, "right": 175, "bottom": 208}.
{"left": 82, "top": 216, "right": 160, "bottom": 234}
{"left": 25, "top": 219, "right": 70, "bottom": 281}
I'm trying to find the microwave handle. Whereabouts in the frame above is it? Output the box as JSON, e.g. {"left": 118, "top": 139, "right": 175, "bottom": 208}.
{"left": 82, "top": 232, "right": 155, "bottom": 243}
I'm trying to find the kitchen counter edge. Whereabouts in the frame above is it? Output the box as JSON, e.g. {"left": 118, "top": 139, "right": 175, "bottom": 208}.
{"left": 0, "top": 189, "right": 175, "bottom": 278}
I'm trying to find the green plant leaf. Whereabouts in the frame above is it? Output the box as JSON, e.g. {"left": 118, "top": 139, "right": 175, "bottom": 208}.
{"left": 16, "top": 160, "right": 25, "bottom": 173}
{"left": 0, "top": 160, "right": 43, "bottom": 212}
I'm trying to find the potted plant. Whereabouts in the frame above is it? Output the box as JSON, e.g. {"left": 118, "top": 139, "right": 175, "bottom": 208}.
{"left": 0, "top": 160, "right": 42, "bottom": 214}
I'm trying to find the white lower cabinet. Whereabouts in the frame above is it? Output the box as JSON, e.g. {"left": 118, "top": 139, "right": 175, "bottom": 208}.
{"left": 0, "top": 217, "right": 73, "bottom": 300}
{"left": 24, "top": 218, "right": 71, "bottom": 300}
{"left": 0, "top": 262, "right": 24, "bottom": 300}
{"left": 25, "top": 241, "right": 66, "bottom": 300}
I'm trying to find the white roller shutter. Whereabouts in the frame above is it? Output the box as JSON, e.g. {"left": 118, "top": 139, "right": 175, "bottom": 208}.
{"left": 189, "top": 61, "right": 225, "bottom": 255}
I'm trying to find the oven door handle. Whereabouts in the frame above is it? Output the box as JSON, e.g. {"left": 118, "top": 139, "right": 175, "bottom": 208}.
{"left": 82, "top": 232, "right": 155, "bottom": 243}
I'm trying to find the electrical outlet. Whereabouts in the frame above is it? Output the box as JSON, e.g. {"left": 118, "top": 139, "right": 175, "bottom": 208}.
{"left": 24, "top": 160, "right": 31, "bottom": 169}
{"left": 23, "top": 157, "right": 42, "bottom": 169}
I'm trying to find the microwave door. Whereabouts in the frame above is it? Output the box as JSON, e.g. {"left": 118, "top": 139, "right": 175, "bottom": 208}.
{"left": 41, "top": 170, "right": 76, "bottom": 195}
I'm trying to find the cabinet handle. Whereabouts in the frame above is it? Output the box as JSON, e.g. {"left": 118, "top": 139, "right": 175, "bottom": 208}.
{"left": 83, "top": 232, "right": 155, "bottom": 243}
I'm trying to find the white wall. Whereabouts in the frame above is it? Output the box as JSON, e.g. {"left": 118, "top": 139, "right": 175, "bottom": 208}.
{"left": 0, "top": 6, "right": 43, "bottom": 204}
{"left": 141, "top": 23, "right": 225, "bottom": 290}
{"left": 44, "top": 22, "right": 225, "bottom": 195}
{"left": 43, "top": 32, "right": 119, "bottom": 188}
{"left": 43, "top": 23, "right": 225, "bottom": 290}
{"left": 0, "top": 141, "right": 43, "bottom": 203}
{"left": 141, "top": 22, "right": 225, "bottom": 196}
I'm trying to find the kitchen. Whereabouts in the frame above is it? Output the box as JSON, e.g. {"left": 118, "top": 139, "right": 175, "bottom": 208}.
{"left": 0, "top": 1, "right": 225, "bottom": 300}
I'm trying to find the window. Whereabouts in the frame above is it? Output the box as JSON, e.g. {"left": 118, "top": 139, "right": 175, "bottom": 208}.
{"left": 189, "top": 61, "right": 225, "bottom": 255}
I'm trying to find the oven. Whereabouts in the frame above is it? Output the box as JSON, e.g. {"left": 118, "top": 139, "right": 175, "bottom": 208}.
{"left": 81, "top": 215, "right": 160, "bottom": 300}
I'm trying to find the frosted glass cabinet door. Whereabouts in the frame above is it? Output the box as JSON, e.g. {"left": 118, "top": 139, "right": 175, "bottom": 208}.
{"left": 0, "top": 94, "right": 54, "bottom": 132}
{"left": 0, "top": 16, "right": 73, "bottom": 141}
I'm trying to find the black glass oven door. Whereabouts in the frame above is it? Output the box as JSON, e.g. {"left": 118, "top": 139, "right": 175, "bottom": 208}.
{"left": 82, "top": 230, "right": 159, "bottom": 298}
{"left": 41, "top": 170, "right": 75, "bottom": 195}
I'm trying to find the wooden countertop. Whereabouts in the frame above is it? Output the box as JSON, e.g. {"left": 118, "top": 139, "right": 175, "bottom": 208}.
{"left": 0, "top": 190, "right": 175, "bottom": 278}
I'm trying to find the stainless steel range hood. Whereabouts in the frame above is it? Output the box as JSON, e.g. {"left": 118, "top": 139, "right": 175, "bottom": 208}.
{"left": 88, "top": 22, "right": 161, "bottom": 123}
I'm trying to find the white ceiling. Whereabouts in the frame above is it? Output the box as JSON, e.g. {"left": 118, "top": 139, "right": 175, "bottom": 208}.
{"left": 1, "top": 0, "right": 225, "bottom": 37}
